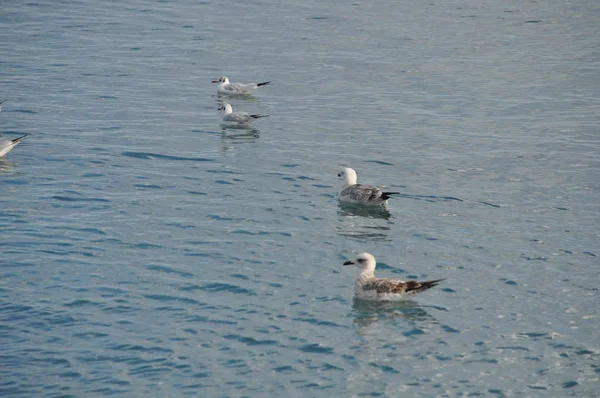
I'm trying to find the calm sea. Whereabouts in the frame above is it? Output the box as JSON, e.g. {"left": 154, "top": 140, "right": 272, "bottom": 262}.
{"left": 1, "top": 0, "right": 599, "bottom": 396}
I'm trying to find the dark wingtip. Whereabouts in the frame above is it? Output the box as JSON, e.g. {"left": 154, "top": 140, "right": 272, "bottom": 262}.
{"left": 257, "top": 81, "right": 271, "bottom": 87}
{"left": 381, "top": 191, "right": 401, "bottom": 200}
{"left": 425, "top": 278, "right": 446, "bottom": 285}
{"left": 12, "top": 134, "right": 28, "bottom": 143}
{"left": 420, "top": 278, "right": 446, "bottom": 289}
{"left": 405, "top": 278, "right": 445, "bottom": 294}
{"left": 250, "top": 114, "right": 269, "bottom": 119}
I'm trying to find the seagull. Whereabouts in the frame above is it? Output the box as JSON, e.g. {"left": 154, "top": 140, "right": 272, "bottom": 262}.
{"left": 219, "top": 102, "right": 268, "bottom": 127}
{"left": 0, "top": 135, "right": 27, "bottom": 158}
{"left": 211, "top": 76, "right": 271, "bottom": 95}
{"left": 338, "top": 167, "right": 400, "bottom": 206}
{"left": 343, "top": 252, "right": 445, "bottom": 301}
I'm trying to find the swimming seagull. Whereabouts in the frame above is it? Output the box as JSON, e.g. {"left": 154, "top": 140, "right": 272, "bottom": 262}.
{"left": 338, "top": 167, "right": 400, "bottom": 206}
{"left": 0, "top": 135, "right": 27, "bottom": 158}
{"left": 344, "top": 252, "right": 445, "bottom": 301}
{"left": 212, "top": 76, "right": 271, "bottom": 95}
{"left": 219, "top": 102, "right": 268, "bottom": 127}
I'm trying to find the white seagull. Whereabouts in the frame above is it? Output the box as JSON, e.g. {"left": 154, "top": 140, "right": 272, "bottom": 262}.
{"left": 338, "top": 167, "right": 399, "bottom": 206}
{"left": 0, "top": 135, "right": 27, "bottom": 158}
{"left": 219, "top": 102, "right": 268, "bottom": 127}
{"left": 343, "top": 252, "right": 445, "bottom": 301}
{"left": 212, "top": 76, "right": 271, "bottom": 95}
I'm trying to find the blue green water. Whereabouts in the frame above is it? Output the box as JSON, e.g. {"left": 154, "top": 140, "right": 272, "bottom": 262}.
{"left": 1, "top": 0, "right": 599, "bottom": 396}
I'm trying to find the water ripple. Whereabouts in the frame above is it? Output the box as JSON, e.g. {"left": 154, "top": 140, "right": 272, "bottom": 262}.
{"left": 298, "top": 343, "right": 334, "bottom": 354}
{"left": 2, "top": 1, "right": 599, "bottom": 396}
{"left": 121, "top": 151, "right": 214, "bottom": 162}
{"left": 198, "top": 283, "right": 255, "bottom": 295}
{"left": 223, "top": 334, "right": 279, "bottom": 346}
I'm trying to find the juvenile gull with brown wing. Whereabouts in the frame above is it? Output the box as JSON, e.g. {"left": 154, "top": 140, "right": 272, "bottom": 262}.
{"left": 343, "top": 252, "right": 444, "bottom": 301}
{"left": 338, "top": 167, "right": 399, "bottom": 206}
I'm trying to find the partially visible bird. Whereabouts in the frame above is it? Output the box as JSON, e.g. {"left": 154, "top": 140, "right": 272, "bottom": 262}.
{"left": 0, "top": 135, "right": 27, "bottom": 158}
{"left": 343, "top": 252, "right": 445, "bottom": 301}
{"left": 219, "top": 102, "right": 268, "bottom": 127}
{"left": 338, "top": 167, "right": 399, "bottom": 206}
{"left": 212, "top": 76, "right": 271, "bottom": 95}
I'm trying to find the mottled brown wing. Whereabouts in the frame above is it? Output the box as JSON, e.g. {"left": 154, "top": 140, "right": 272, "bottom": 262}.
{"left": 363, "top": 278, "right": 445, "bottom": 295}
{"left": 366, "top": 185, "right": 383, "bottom": 202}
{"left": 404, "top": 280, "right": 425, "bottom": 293}
{"left": 362, "top": 278, "right": 408, "bottom": 294}
{"left": 340, "top": 184, "right": 382, "bottom": 203}
{"left": 405, "top": 279, "right": 446, "bottom": 294}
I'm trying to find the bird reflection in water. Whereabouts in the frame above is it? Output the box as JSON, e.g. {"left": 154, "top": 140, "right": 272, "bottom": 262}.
{"left": 0, "top": 158, "right": 16, "bottom": 171}
{"left": 221, "top": 127, "right": 260, "bottom": 149}
{"left": 350, "top": 297, "right": 435, "bottom": 328}
{"left": 337, "top": 202, "right": 392, "bottom": 219}
{"left": 337, "top": 202, "right": 393, "bottom": 241}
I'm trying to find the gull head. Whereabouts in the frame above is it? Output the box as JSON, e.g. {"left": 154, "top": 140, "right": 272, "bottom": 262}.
{"left": 212, "top": 76, "right": 229, "bottom": 84}
{"left": 218, "top": 102, "right": 233, "bottom": 114}
{"left": 343, "top": 252, "right": 377, "bottom": 273}
{"left": 337, "top": 167, "right": 358, "bottom": 186}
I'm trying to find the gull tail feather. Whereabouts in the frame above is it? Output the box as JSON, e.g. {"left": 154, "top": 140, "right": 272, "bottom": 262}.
{"left": 381, "top": 191, "right": 401, "bottom": 200}
{"left": 12, "top": 134, "right": 28, "bottom": 143}
{"left": 407, "top": 278, "right": 446, "bottom": 294}
{"left": 250, "top": 114, "right": 269, "bottom": 119}
{"left": 256, "top": 81, "right": 271, "bottom": 87}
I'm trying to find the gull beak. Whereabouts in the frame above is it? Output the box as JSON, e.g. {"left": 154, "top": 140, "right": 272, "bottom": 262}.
{"left": 211, "top": 80, "right": 219, "bottom": 83}
{"left": 343, "top": 260, "right": 354, "bottom": 266}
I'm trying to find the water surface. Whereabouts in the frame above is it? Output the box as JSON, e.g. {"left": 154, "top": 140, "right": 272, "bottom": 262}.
{"left": 1, "top": 0, "right": 599, "bottom": 396}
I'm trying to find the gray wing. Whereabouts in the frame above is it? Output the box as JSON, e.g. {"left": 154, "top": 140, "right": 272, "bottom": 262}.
{"left": 222, "top": 112, "right": 253, "bottom": 124}
{"left": 0, "top": 139, "right": 12, "bottom": 150}
{"left": 224, "top": 82, "right": 257, "bottom": 94}
{"left": 339, "top": 184, "right": 385, "bottom": 204}
{"left": 0, "top": 139, "right": 17, "bottom": 157}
